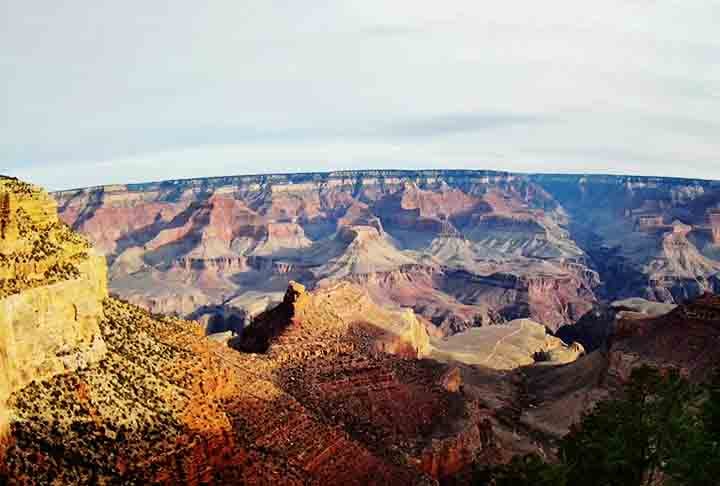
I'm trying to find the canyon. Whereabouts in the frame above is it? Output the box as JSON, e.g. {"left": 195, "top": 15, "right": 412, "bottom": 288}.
{"left": 2, "top": 173, "right": 720, "bottom": 484}
{"left": 0, "top": 177, "right": 557, "bottom": 483}
{"left": 54, "top": 170, "right": 720, "bottom": 336}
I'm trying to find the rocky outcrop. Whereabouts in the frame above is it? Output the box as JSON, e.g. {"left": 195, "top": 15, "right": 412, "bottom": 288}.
{"left": 235, "top": 281, "right": 430, "bottom": 359}
{"left": 0, "top": 256, "right": 107, "bottom": 391}
{"left": 228, "top": 282, "right": 501, "bottom": 480}
{"left": 0, "top": 177, "right": 108, "bottom": 451}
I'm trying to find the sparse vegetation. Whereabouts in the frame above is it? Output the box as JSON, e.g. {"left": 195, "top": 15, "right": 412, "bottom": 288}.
{"left": 0, "top": 196, "right": 91, "bottom": 298}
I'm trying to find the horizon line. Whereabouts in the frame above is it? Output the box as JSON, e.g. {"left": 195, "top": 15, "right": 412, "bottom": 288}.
{"left": 43, "top": 167, "right": 720, "bottom": 194}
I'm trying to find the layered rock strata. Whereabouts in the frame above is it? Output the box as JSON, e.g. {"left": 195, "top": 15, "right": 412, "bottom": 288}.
{"left": 54, "top": 170, "right": 720, "bottom": 339}
{"left": 53, "top": 170, "right": 606, "bottom": 336}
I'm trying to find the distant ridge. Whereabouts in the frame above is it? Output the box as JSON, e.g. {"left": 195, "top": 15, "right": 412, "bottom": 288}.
{"left": 52, "top": 168, "right": 720, "bottom": 196}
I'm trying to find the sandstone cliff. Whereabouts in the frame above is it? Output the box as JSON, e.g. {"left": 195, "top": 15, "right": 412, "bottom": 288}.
{"left": 0, "top": 176, "right": 108, "bottom": 455}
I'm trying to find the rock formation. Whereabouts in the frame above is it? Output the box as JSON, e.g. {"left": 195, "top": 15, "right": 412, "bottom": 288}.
{"left": 233, "top": 280, "right": 430, "bottom": 359}
{"left": 54, "top": 170, "right": 720, "bottom": 339}
{"left": 0, "top": 177, "right": 108, "bottom": 455}
{"left": 53, "top": 170, "right": 607, "bottom": 336}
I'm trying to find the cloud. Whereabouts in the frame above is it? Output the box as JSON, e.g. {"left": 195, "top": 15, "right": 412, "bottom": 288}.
{"left": 382, "top": 113, "right": 546, "bottom": 138}
{"left": 2, "top": 0, "right": 719, "bottom": 188}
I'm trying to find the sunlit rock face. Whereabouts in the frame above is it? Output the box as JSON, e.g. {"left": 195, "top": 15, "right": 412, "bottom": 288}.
{"left": 0, "top": 176, "right": 108, "bottom": 443}
{"left": 53, "top": 171, "right": 720, "bottom": 337}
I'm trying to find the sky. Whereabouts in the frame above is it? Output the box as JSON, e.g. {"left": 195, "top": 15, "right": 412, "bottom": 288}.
{"left": 2, "top": 1, "right": 720, "bottom": 190}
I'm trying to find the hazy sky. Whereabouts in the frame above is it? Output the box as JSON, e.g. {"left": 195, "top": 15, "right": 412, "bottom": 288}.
{"left": 2, "top": 1, "right": 719, "bottom": 190}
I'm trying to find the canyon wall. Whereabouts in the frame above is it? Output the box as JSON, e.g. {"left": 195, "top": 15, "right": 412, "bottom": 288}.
{"left": 0, "top": 177, "right": 108, "bottom": 442}
{"left": 0, "top": 256, "right": 107, "bottom": 397}
{"left": 51, "top": 171, "right": 594, "bottom": 335}
{"left": 53, "top": 170, "right": 720, "bottom": 337}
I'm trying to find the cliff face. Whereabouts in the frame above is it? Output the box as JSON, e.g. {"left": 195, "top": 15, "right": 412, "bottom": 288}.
{"left": 0, "top": 257, "right": 107, "bottom": 392}
{"left": 0, "top": 177, "right": 108, "bottom": 445}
